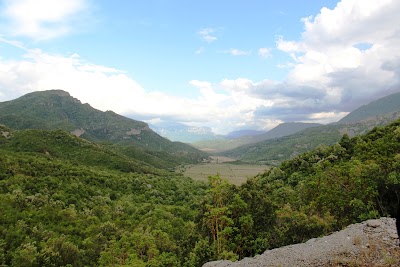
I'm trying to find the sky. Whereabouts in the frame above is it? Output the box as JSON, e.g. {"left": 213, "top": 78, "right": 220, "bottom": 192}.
{"left": 0, "top": 0, "right": 399, "bottom": 134}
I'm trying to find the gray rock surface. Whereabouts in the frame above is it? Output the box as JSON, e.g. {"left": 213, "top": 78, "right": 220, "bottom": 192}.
{"left": 203, "top": 218, "right": 399, "bottom": 267}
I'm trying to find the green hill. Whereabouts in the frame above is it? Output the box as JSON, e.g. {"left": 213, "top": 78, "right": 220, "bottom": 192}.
{"left": 193, "top": 122, "right": 321, "bottom": 153}
{"left": 221, "top": 91, "right": 400, "bottom": 165}
{"left": 0, "top": 90, "right": 208, "bottom": 168}
{"left": 0, "top": 125, "right": 161, "bottom": 174}
{"left": 0, "top": 130, "right": 209, "bottom": 266}
{"left": 222, "top": 110, "right": 400, "bottom": 165}
{"left": 338, "top": 91, "right": 400, "bottom": 123}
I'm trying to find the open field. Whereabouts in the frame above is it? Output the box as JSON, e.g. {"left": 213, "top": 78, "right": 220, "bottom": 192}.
{"left": 181, "top": 157, "right": 268, "bottom": 185}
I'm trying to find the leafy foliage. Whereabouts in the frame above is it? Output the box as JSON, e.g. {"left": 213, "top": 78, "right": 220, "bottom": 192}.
{"left": 0, "top": 147, "right": 208, "bottom": 266}
{"left": 1, "top": 108, "right": 400, "bottom": 266}
{"left": 194, "top": 119, "right": 400, "bottom": 262}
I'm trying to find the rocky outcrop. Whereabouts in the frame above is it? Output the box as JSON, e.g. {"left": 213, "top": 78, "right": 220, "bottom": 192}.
{"left": 71, "top": 128, "right": 86, "bottom": 137}
{"left": 203, "top": 218, "right": 399, "bottom": 267}
{"left": 126, "top": 126, "right": 151, "bottom": 136}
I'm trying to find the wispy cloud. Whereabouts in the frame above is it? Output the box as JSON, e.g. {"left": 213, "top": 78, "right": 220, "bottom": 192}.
{"left": 222, "top": 49, "right": 251, "bottom": 56}
{"left": 1, "top": 0, "right": 89, "bottom": 41}
{"left": 195, "top": 47, "right": 205, "bottom": 55}
{"left": 198, "top": 28, "right": 218, "bottom": 43}
{"left": 258, "top": 47, "right": 271, "bottom": 58}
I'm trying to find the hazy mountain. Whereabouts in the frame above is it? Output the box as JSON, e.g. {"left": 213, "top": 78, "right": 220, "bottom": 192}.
{"left": 338, "top": 91, "right": 400, "bottom": 124}
{"left": 0, "top": 90, "right": 209, "bottom": 168}
{"left": 193, "top": 122, "right": 321, "bottom": 153}
{"left": 150, "top": 121, "right": 220, "bottom": 143}
{"left": 253, "top": 122, "right": 322, "bottom": 142}
{"left": 225, "top": 129, "right": 266, "bottom": 139}
{"left": 222, "top": 91, "right": 400, "bottom": 165}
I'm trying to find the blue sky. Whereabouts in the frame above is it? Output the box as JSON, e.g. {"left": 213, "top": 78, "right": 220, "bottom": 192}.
{"left": 0, "top": 0, "right": 399, "bottom": 134}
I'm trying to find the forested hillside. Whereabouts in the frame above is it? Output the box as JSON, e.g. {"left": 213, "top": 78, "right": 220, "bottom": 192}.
{"left": 223, "top": 110, "right": 400, "bottom": 165}
{"left": 0, "top": 90, "right": 209, "bottom": 169}
{"left": 192, "top": 119, "right": 400, "bottom": 264}
{"left": 0, "top": 127, "right": 209, "bottom": 266}
{"left": 1, "top": 119, "right": 399, "bottom": 266}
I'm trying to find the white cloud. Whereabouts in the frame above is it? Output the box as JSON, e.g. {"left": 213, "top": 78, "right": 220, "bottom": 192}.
{"left": 195, "top": 47, "right": 205, "bottom": 55}
{"left": 0, "top": 44, "right": 276, "bottom": 134}
{"left": 275, "top": 0, "right": 400, "bottom": 111}
{"left": 221, "top": 49, "right": 251, "bottom": 56}
{"left": 198, "top": 28, "right": 218, "bottom": 43}
{"left": 1, "top": 0, "right": 400, "bottom": 133}
{"left": 258, "top": 47, "right": 271, "bottom": 58}
{"left": 2, "top": 0, "right": 89, "bottom": 40}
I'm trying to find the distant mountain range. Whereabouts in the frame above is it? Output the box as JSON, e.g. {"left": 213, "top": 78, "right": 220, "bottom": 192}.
{"left": 0, "top": 90, "right": 208, "bottom": 169}
{"left": 149, "top": 121, "right": 220, "bottom": 143}
{"left": 225, "top": 129, "right": 266, "bottom": 139}
{"left": 193, "top": 122, "right": 322, "bottom": 153}
{"left": 221, "top": 91, "right": 400, "bottom": 165}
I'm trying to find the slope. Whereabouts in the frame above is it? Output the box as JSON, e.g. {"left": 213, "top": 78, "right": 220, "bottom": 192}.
{"left": 193, "top": 122, "right": 321, "bottom": 153}
{"left": 0, "top": 125, "right": 159, "bottom": 174}
{"left": 338, "top": 91, "right": 400, "bottom": 123}
{"left": 221, "top": 97, "right": 400, "bottom": 166}
{"left": 0, "top": 127, "right": 209, "bottom": 266}
{"left": 0, "top": 90, "right": 208, "bottom": 168}
{"left": 193, "top": 119, "right": 400, "bottom": 265}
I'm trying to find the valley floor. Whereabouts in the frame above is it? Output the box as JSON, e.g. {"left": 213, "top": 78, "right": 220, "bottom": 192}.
{"left": 180, "top": 156, "right": 268, "bottom": 185}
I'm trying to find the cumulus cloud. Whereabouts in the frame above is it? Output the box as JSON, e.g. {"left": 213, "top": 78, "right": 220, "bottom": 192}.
{"left": 1, "top": 0, "right": 400, "bottom": 133}
{"left": 1, "top": 0, "right": 89, "bottom": 40}
{"left": 272, "top": 0, "right": 400, "bottom": 115}
{"left": 216, "top": 0, "right": 400, "bottom": 125}
{"left": 0, "top": 42, "right": 277, "bottom": 133}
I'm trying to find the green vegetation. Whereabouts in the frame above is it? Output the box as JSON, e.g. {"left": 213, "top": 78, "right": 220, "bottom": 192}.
{"left": 193, "top": 122, "right": 321, "bottom": 153}
{"left": 338, "top": 91, "right": 400, "bottom": 123}
{"left": 191, "top": 120, "right": 400, "bottom": 262}
{"left": 0, "top": 127, "right": 209, "bottom": 267}
{"left": 222, "top": 111, "right": 400, "bottom": 165}
{"left": 1, "top": 91, "right": 400, "bottom": 266}
{"left": 0, "top": 90, "right": 209, "bottom": 169}
{"left": 182, "top": 163, "right": 268, "bottom": 186}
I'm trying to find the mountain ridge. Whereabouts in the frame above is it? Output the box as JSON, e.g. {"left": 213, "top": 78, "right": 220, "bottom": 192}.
{"left": 0, "top": 90, "right": 209, "bottom": 168}
{"left": 221, "top": 91, "right": 400, "bottom": 164}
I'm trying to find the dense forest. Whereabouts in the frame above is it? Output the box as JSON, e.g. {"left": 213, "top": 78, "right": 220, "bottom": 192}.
{"left": 1, "top": 118, "right": 400, "bottom": 266}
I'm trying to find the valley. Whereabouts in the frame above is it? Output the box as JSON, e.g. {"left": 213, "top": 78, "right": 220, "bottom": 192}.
{"left": 0, "top": 90, "right": 400, "bottom": 267}
{"left": 180, "top": 156, "right": 268, "bottom": 185}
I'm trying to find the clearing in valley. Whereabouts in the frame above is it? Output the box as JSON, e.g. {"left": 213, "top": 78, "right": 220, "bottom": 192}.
{"left": 181, "top": 156, "right": 268, "bottom": 185}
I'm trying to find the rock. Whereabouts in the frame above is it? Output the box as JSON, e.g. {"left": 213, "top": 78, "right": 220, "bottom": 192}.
{"left": 203, "top": 260, "right": 233, "bottom": 267}
{"left": 367, "top": 219, "right": 381, "bottom": 228}
{"left": 202, "top": 218, "right": 398, "bottom": 267}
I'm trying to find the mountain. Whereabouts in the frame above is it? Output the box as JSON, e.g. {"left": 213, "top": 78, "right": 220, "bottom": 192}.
{"left": 222, "top": 91, "right": 400, "bottom": 165}
{"left": 0, "top": 90, "right": 208, "bottom": 168}
{"left": 225, "top": 129, "right": 266, "bottom": 139}
{"left": 0, "top": 125, "right": 160, "bottom": 174}
{"left": 193, "top": 122, "right": 321, "bottom": 153}
{"left": 257, "top": 122, "right": 321, "bottom": 140}
{"left": 338, "top": 91, "right": 400, "bottom": 124}
{"left": 150, "top": 121, "right": 220, "bottom": 143}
